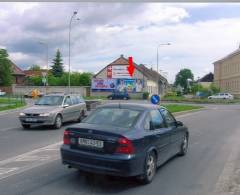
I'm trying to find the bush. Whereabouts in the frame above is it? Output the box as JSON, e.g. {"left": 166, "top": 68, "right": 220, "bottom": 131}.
{"left": 142, "top": 92, "right": 149, "bottom": 100}
{"left": 26, "top": 72, "right": 92, "bottom": 86}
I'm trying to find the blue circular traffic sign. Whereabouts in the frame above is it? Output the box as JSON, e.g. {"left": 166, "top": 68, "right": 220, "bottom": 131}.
{"left": 150, "top": 94, "right": 160, "bottom": 105}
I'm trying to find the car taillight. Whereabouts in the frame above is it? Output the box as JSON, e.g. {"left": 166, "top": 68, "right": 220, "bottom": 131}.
{"left": 63, "top": 130, "right": 70, "bottom": 145}
{"left": 115, "top": 137, "right": 134, "bottom": 154}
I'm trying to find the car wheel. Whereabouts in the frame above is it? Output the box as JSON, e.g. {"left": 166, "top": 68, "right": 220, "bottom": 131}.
{"left": 22, "top": 124, "right": 31, "bottom": 129}
{"left": 123, "top": 97, "right": 127, "bottom": 100}
{"left": 138, "top": 151, "right": 157, "bottom": 184}
{"left": 179, "top": 134, "right": 188, "bottom": 156}
{"left": 54, "top": 114, "right": 62, "bottom": 129}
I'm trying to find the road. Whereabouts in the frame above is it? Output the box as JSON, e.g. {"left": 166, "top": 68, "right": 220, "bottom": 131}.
{"left": 0, "top": 103, "right": 240, "bottom": 195}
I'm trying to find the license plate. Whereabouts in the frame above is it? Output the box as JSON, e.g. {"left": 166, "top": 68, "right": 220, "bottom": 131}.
{"left": 25, "top": 118, "right": 37, "bottom": 122}
{"left": 78, "top": 138, "right": 104, "bottom": 148}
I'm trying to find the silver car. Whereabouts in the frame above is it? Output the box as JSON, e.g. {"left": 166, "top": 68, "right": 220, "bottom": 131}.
{"left": 19, "top": 94, "right": 87, "bottom": 129}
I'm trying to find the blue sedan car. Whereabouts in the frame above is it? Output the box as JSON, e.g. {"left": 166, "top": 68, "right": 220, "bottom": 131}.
{"left": 60, "top": 103, "right": 189, "bottom": 184}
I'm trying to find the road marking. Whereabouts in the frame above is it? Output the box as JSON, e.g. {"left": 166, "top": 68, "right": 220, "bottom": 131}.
{"left": 0, "top": 142, "right": 61, "bottom": 181}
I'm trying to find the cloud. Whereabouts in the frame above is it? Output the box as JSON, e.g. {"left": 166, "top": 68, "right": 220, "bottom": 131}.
{"left": 0, "top": 2, "right": 240, "bottom": 83}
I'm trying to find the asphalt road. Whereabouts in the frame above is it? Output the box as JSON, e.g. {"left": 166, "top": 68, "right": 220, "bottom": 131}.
{"left": 0, "top": 103, "right": 240, "bottom": 195}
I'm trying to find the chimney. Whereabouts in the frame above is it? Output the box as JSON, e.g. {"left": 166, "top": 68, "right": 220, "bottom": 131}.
{"left": 120, "top": 54, "right": 124, "bottom": 58}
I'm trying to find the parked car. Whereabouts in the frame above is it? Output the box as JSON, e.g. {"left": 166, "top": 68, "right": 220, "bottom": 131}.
{"left": 208, "top": 93, "right": 234, "bottom": 100}
{"left": 107, "top": 91, "right": 130, "bottom": 100}
{"left": 0, "top": 90, "right": 6, "bottom": 96}
{"left": 61, "top": 103, "right": 189, "bottom": 184}
{"left": 19, "top": 93, "right": 87, "bottom": 129}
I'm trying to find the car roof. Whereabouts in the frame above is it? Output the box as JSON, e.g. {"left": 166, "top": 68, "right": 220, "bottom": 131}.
{"left": 97, "top": 102, "right": 165, "bottom": 111}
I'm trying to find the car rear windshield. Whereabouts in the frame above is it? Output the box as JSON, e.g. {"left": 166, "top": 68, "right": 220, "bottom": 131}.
{"left": 83, "top": 107, "right": 141, "bottom": 128}
{"left": 35, "top": 96, "right": 64, "bottom": 106}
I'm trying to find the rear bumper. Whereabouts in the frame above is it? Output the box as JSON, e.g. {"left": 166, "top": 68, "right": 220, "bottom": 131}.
{"left": 60, "top": 145, "right": 144, "bottom": 177}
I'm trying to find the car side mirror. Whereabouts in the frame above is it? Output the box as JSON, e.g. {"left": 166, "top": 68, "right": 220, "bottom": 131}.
{"left": 149, "top": 121, "right": 154, "bottom": 130}
{"left": 176, "top": 121, "right": 183, "bottom": 127}
{"left": 63, "top": 104, "right": 69, "bottom": 108}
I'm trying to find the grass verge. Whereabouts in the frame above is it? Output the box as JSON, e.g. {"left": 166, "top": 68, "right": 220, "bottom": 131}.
{"left": 162, "top": 96, "right": 240, "bottom": 104}
{"left": 0, "top": 96, "right": 26, "bottom": 112}
{"left": 162, "top": 104, "right": 203, "bottom": 113}
{"left": 0, "top": 102, "right": 26, "bottom": 112}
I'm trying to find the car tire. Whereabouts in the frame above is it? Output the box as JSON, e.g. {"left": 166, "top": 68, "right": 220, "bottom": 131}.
{"left": 179, "top": 134, "right": 188, "bottom": 156}
{"left": 22, "top": 124, "right": 31, "bottom": 129}
{"left": 138, "top": 151, "right": 157, "bottom": 184}
{"left": 54, "top": 114, "right": 62, "bottom": 129}
{"left": 123, "top": 97, "right": 127, "bottom": 100}
{"left": 108, "top": 96, "right": 113, "bottom": 100}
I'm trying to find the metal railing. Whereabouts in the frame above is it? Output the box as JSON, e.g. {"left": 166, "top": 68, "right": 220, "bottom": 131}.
{"left": 0, "top": 94, "right": 26, "bottom": 110}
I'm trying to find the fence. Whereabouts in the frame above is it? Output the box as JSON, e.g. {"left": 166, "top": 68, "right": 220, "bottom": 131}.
{"left": 0, "top": 94, "right": 26, "bottom": 111}
{"left": 12, "top": 85, "right": 90, "bottom": 96}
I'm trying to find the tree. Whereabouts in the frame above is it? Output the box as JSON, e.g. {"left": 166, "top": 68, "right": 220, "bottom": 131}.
{"left": 51, "top": 49, "right": 64, "bottom": 77}
{"left": 79, "top": 72, "right": 92, "bottom": 86}
{"left": 29, "top": 64, "right": 41, "bottom": 71}
{"left": 174, "top": 68, "right": 194, "bottom": 93}
{"left": 0, "top": 49, "right": 12, "bottom": 86}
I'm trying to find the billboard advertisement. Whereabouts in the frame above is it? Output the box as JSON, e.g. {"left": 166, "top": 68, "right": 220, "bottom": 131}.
{"left": 116, "top": 79, "right": 143, "bottom": 93}
{"left": 91, "top": 79, "right": 116, "bottom": 92}
{"left": 92, "top": 78, "right": 144, "bottom": 93}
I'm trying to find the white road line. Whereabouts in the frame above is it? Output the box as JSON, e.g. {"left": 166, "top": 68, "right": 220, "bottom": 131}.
{"left": 0, "top": 142, "right": 62, "bottom": 181}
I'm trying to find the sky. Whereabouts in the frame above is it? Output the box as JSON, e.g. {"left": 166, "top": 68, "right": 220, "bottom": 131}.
{"left": 1, "top": 2, "right": 240, "bottom": 83}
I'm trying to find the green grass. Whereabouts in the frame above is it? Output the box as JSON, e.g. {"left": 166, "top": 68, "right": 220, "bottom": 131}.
{"left": 162, "top": 96, "right": 240, "bottom": 104}
{"left": 0, "top": 102, "right": 26, "bottom": 111}
{"left": 0, "top": 96, "right": 26, "bottom": 112}
{"left": 162, "top": 104, "right": 203, "bottom": 113}
{"left": 83, "top": 96, "right": 107, "bottom": 100}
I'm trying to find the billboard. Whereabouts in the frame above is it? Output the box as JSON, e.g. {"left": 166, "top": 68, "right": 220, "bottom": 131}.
{"left": 92, "top": 78, "right": 144, "bottom": 93}
{"left": 91, "top": 79, "right": 116, "bottom": 92}
{"left": 116, "top": 79, "right": 143, "bottom": 93}
{"left": 112, "top": 65, "right": 131, "bottom": 79}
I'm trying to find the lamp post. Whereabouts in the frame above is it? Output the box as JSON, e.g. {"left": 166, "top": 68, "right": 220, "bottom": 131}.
{"left": 68, "top": 11, "right": 79, "bottom": 94}
{"left": 39, "top": 41, "right": 48, "bottom": 93}
{"left": 157, "top": 43, "right": 171, "bottom": 73}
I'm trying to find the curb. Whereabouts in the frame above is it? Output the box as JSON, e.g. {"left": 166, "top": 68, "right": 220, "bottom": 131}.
{"left": 172, "top": 108, "right": 206, "bottom": 117}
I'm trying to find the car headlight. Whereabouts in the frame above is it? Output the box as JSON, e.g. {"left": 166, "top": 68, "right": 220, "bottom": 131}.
{"left": 39, "top": 113, "right": 50, "bottom": 117}
{"left": 19, "top": 113, "right": 26, "bottom": 116}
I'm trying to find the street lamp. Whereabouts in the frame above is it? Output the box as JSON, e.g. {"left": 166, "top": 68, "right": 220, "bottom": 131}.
{"left": 157, "top": 43, "right": 171, "bottom": 73}
{"left": 38, "top": 41, "right": 48, "bottom": 92}
{"left": 68, "top": 11, "right": 79, "bottom": 93}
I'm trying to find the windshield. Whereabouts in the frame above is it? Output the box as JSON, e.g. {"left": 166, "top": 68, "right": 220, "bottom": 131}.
{"left": 83, "top": 108, "right": 141, "bottom": 128}
{"left": 35, "top": 96, "right": 64, "bottom": 106}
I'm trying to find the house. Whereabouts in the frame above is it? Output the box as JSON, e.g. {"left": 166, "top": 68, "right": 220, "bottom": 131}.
{"left": 198, "top": 72, "right": 214, "bottom": 88}
{"left": 11, "top": 61, "right": 25, "bottom": 85}
{"left": 92, "top": 54, "right": 168, "bottom": 97}
{"left": 213, "top": 45, "right": 240, "bottom": 97}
